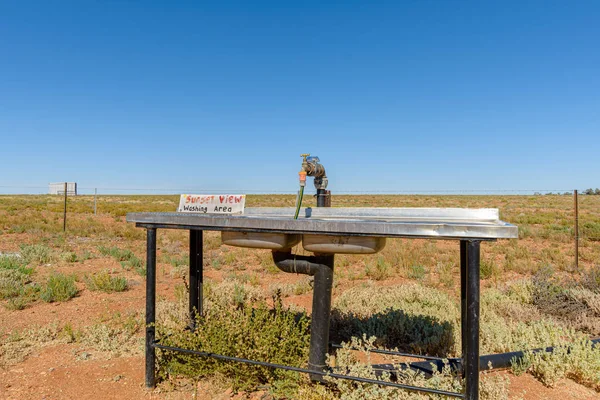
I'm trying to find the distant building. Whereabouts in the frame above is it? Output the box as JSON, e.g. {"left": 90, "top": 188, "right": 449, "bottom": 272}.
{"left": 49, "top": 182, "right": 77, "bottom": 196}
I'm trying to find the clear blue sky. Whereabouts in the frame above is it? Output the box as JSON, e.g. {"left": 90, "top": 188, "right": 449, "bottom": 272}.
{"left": 1, "top": 1, "right": 598, "bottom": 194}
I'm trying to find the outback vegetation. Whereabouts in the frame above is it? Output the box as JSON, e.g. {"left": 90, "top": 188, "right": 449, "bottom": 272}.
{"left": 0, "top": 194, "right": 599, "bottom": 399}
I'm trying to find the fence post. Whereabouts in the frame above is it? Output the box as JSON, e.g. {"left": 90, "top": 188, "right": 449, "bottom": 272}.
{"left": 574, "top": 189, "right": 579, "bottom": 271}
{"left": 94, "top": 188, "right": 97, "bottom": 215}
{"left": 63, "top": 182, "right": 68, "bottom": 232}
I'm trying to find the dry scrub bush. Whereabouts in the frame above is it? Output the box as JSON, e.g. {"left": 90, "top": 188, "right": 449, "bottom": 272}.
{"left": 0, "top": 323, "right": 71, "bottom": 367}
{"left": 324, "top": 336, "right": 510, "bottom": 400}
{"left": 332, "top": 283, "right": 460, "bottom": 356}
{"left": 0, "top": 269, "right": 32, "bottom": 300}
{"left": 59, "top": 251, "right": 78, "bottom": 263}
{"left": 0, "top": 269, "right": 39, "bottom": 310}
{"left": 527, "top": 267, "right": 600, "bottom": 335}
{"left": 81, "top": 312, "right": 144, "bottom": 355}
{"left": 204, "top": 278, "right": 266, "bottom": 309}
{"left": 269, "top": 276, "right": 313, "bottom": 298}
{"left": 0, "top": 256, "right": 36, "bottom": 309}
{"left": 517, "top": 339, "right": 600, "bottom": 390}
{"left": 365, "top": 257, "right": 392, "bottom": 281}
{"left": 480, "top": 286, "right": 586, "bottom": 355}
{"left": 582, "top": 265, "right": 600, "bottom": 293}
{"left": 20, "top": 244, "right": 53, "bottom": 265}
{"left": 84, "top": 270, "right": 128, "bottom": 293}
{"left": 332, "top": 281, "right": 597, "bottom": 361}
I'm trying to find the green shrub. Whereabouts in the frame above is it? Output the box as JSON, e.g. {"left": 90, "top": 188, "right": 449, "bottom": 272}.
{"left": 84, "top": 270, "right": 128, "bottom": 293}
{"left": 510, "top": 354, "right": 532, "bottom": 376}
{"left": 294, "top": 276, "right": 313, "bottom": 295}
{"left": 204, "top": 279, "right": 265, "bottom": 310}
{"left": 407, "top": 264, "right": 426, "bottom": 280}
{"left": 120, "top": 255, "right": 146, "bottom": 276}
{"left": 0, "top": 255, "right": 24, "bottom": 269}
{"left": 436, "top": 261, "right": 455, "bottom": 288}
{"left": 98, "top": 245, "right": 135, "bottom": 261}
{"left": 365, "top": 257, "right": 392, "bottom": 281}
{"left": 0, "top": 269, "right": 31, "bottom": 300}
{"left": 480, "top": 258, "right": 498, "bottom": 280}
{"left": 0, "top": 262, "right": 39, "bottom": 309}
{"left": 20, "top": 244, "right": 52, "bottom": 265}
{"left": 158, "top": 295, "right": 310, "bottom": 392}
{"left": 210, "top": 258, "right": 222, "bottom": 270}
{"left": 223, "top": 251, "right": 238, "bottom": 265}
{"left": 79, "top": 250, "right": 93, "bottom": 261}
{"left": 39, "top": 273, "right": 78, "bottom": 302}
{"left": 100, "top": 245, "right": 146, "bottom": 276}
{"left": 0, "top": 255, "right": 33, "bottom": 276}
{"left": 60, "top": 251, "right": 78, "bottom": 263}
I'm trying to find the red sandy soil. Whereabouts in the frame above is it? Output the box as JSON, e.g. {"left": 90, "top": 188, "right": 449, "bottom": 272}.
{"left": 1, "top": 241, "right": 598, "bottom": 399}
{"left": 2, "top": 345, "right": 599, "bottom": 400}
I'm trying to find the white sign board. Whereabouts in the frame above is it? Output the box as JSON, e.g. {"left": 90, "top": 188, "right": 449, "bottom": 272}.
{"left": 49, "top": 182, "right": 77, "bottom": 196}
{"left": 177, "top": 194, "right": 246, "bottom": 214}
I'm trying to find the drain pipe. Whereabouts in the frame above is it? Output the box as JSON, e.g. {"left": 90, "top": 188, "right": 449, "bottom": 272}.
{"left": 406, "top": 337, "right": 600, "bottom": 376}
{"left": 272, "top": 250, "right": 335, "bottom": 382}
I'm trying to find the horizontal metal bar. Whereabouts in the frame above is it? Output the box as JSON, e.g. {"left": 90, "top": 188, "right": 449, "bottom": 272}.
{"left": 153, "top": 343, "right": 464, "bottom": 398}
{"left": 330, "top": 343, "right": 448, "bottom": 361}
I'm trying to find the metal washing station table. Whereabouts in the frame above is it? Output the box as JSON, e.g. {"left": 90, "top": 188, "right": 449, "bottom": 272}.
{"left": 127, "top": 207, "right": 518, "bottom": 400}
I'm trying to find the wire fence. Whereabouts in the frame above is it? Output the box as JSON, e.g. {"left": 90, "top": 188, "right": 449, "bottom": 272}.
{"left": 2, "top": 185, "right": 599, "bottom": 266}
{"left": 0, "top": 185, "right": 586, "bottom": 195}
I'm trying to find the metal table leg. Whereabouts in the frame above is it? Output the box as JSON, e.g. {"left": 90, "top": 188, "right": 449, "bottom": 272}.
{"left": 463, "top": 240, "right": 481, "bottom": 400}
{"left": 189, "top": 230, "right": 203, "bottom": 329}
{"left": 460, "top": 240, "right": 467, "bottom": 372}
{"left": 145, "top": 228, "right": 157, "bottom": 388}
{"left": 308, "top": 255, "right": 334, "bottom": 381}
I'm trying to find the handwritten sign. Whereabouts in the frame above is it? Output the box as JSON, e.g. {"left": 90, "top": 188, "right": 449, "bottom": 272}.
{"left": 177, "top": 194, "right": 246, "bottom": 214}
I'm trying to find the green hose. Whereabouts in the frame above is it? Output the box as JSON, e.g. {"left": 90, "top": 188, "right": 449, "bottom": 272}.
{"left": 294, "top": 186, "right": 304, "bottom": 219}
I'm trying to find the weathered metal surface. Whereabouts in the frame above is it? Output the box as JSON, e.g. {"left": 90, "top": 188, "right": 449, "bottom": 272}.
{"left": 127, "top": 207, "right": 517, "bottom": 240}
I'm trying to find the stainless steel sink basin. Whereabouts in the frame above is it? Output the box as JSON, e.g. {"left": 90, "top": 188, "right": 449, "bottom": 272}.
{"left": 221, "top": 231, "right": 386, "bottom": 254}
{"left": 302, "top": 234, "right": 386, "bottom": 254}
{"left": 221, "top": 231, "right": 301, "bottom": 250}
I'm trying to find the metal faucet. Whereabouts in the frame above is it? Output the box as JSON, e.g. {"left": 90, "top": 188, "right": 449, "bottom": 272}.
{"left": 299, "top": 153, "right": 328, "bottom": 190}
{"left": 298, "top": 153, "right": 330, "bottom": 207}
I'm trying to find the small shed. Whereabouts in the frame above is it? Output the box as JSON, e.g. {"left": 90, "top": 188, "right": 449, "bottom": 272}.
{"left": 49, "top": 182, "right": 77, "bottom": 196}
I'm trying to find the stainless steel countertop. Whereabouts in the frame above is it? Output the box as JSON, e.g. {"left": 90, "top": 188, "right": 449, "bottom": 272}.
{"left": 127, "top": 207, "right": 518, "bottom": 240}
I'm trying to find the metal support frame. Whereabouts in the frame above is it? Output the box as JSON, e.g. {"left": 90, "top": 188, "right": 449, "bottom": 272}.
{"left": 145, "top": 228, "right": 157, "bottom": 388}
{"left": 461, "top": 240, "right": 481, "bottom": 400}
{"left": 308, "top": 257, "right": 334, "bottom": 380}
{"left": 189, "top": 230, "right": 203, "bottom": 329}
{"left": 143, "top": 227, "right": 484, "bottom": 399}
